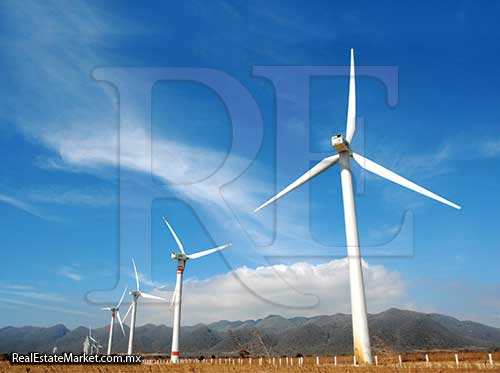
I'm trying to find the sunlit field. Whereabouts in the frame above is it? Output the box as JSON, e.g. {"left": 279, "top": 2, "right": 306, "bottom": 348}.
{"left": 2, "top": 351, "right": 500, "bottom": 372}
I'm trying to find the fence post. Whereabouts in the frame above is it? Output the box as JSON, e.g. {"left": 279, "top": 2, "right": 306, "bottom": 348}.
{"left": 316, "top": 356, "right": 320, "bottom": 366}
{"left": 375, "top": 355, "right": 378, "bottom": 366}
{"left": 489, "top": 353, "right": 494, "bottom": 368}
{"left": 353, "top": 355, "right": 357, "bottom": 366}
{"left": 334, "top": 355, "right": 337, "bottom": 366}
{"left": 425, "top": 354, "right": 429, "bottom": 367}
{"left": 455, "top": 353, "right": 459, "bottom": 368}
{"left": 291, "top": 357, "right": 293, "bottom": 366}
{"left": 399, "top": 355, "right": 402, "bottom": 367}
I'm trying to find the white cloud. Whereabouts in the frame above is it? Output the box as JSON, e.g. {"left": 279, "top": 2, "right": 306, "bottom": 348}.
{"left": 39, "top": 124, "right": 265, "bottom": 213}
{"left": 59, "top": 267, "right": 83, "bottom": 282}
{"left": 3, "top": 284, "right": 34, "bottom": 291}
{"left": 0, "top": 298, "right": 87, "bottom": 317}
{"left": 126, "top": 267, "right": 166, "bottom": 290}
{"left": 0, "top": 285, "right": 66, "bottom": 303}
{"left": 134, "top": 259, "right": 407, "bottom": 325}
{"left": 360, "top": 143, "right": 452, "bottom": 183}
{"left": 27, "top": 187, "right": 115, "bottom": 208}
{"left": 481, "top": 140, "right": 500, "bottom": 158}
{"left": 0, "top": 194, "right": 48, "bottom": 219}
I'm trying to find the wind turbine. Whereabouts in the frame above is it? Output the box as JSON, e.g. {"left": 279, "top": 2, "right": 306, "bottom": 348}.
{"left": 254, "top": 49, "right": 461, "bottom": 364}
{"left": 101, "top": 287, "right": 127, "bottom": 355}
{"left": 123, "top": 258, "right": 166, "bottom": 355}
{"left": 93, "top": 339, "right": 104, "bottom": 355}
{"left": 161, "top": 215, "right": 232, "bottom": 363}
{"left": 88, "top": 326, "right": 103, "bottom": 354}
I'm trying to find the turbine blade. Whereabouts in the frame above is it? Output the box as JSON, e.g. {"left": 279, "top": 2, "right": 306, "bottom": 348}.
{"left": 123, "top": 303, "right": 133, "bottom": 321}
{"left": 116, "top": 311, "right": 126, "bottom": 336}
{"left": 345, "top": 48, "right": 356, "bottom": 144}
{"left": 162, "top": 216, "right": 186, "bottom": 255}
{"left": 254, "top": 154, "right": 340, "bottom": 212}
{"left": 187, "top": 243, "right": 231, "bottom": 259}
{"left": 352, "top": 152, "right": 461, "bottom": 210}
{"left": 116, "top": 286, "right": 128, "bottom": 309}
{"left": 140, "top": 292, "right": 166, "bottom": 301}
{"left": 131, "top": 258, "right": 140, "bottom": 291}
{"left": 100, "top": 307, "right": 112, "bottom": 311}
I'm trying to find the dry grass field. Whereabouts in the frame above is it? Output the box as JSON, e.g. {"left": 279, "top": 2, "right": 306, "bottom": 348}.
{"left": 2, "top": 352, "right": 500, "bottom": 372}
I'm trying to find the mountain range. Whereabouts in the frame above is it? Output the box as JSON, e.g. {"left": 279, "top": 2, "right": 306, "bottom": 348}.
{"left": 1, "top": 308, "right": 500, "bottom": 356}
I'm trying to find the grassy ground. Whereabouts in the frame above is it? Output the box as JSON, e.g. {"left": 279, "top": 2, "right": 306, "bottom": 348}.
{"left": 2, "top": 351, "right": 500, "bottom": 372}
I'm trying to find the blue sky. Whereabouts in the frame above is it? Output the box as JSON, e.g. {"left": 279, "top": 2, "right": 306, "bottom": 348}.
{"left": 0, "top": 0, "right": 499, "bottom": 329}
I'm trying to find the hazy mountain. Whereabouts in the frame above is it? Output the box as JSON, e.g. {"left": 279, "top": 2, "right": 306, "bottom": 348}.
{"left": 1, "top": 309, "right": 499, "bottom": 356}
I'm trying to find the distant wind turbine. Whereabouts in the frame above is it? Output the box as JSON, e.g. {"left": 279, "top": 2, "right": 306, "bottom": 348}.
{"left": 87, "top": 326, "right": 103, "bottom": 354}
{"left": 161, "top": 215, "right": 232, "bottom": 363}
{"left": 101, "top": 286, "right": 127, "bottom": 355}
{"left": 254, "top": 49, "right": 461, "bottom": 364}
{"left": 123, "top": 258, "right": 166, "bottom": 355}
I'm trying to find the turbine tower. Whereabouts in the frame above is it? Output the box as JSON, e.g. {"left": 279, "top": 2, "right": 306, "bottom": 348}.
{"left": 101, "top": 287, "right": 127, "bottom": 355}
{"left": 161, "top": 216, "right": 232, "bottom": 363}
{"left": 124, "top": 258, "right": 166, "bottom": 355}
{"left": 254, "top": 49, "right": 461, "bottom": 364}
{"left": 83, "top": 335, "right": 90, "bottom": 354}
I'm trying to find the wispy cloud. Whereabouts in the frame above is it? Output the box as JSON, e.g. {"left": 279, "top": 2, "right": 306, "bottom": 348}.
{"left": 0, "top": 186, "right": 112, "bottom": 221}
{"left": 0, "top": 289, "right": 66, "bottom": 303}
{"left": 481, "top": 140, "right": 500, "bottom": 158}
{"left": 0, "top": 298, "right": 87, "bottom": 317}
{"left": 126, "top": 266, "right": 167, "bottom": 290}
{"left": 59, "top": 266, "right": 83, "bottom": 282}
{"left": 0, "top": 194, "right": 49, "bottom": 219}
{"left": 26, "top": 187, "right": 115, "bottom": 208}
{"left": 0, "top": 284, "right": 67, "bottom": 303}
{"left": 3, "top": 284, "right": 34, "bottom": 291}
{"left": 42, "top": 124, "right": 265, "bottom": 213}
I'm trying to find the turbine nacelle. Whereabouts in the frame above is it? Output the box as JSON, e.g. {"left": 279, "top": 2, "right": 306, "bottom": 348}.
{"left": 171, "top": 252, "right": 188, "bottom": 261}
{"left": 129, "top": 290, "right": 140, "bottom": 298}
{"left": 331, "top": 134, "right": 351, "bottom": 153}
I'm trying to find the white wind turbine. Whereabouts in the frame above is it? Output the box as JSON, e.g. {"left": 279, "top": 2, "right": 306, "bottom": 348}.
{"left": 161, "top": 216, "right": 232, "bottom": 363}
{"left": 101, "top": 287, "right": 127, "bottom": 355}
{"left": 254, "top": 49, "right": 461, "bottom": 364}
{"left": 123, "top": 258, "right": 166, "bottom": 355}
{"left": 88, "top": 326, "right": 103, "bottom": 354}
